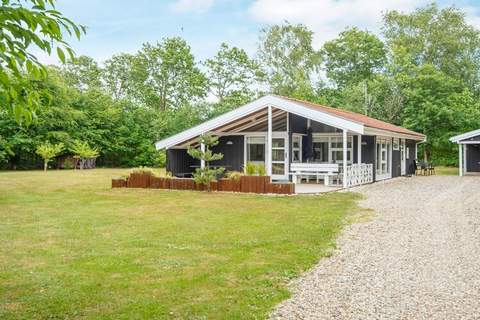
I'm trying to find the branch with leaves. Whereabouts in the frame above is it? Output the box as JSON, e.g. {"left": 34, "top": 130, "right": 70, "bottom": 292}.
{"left": 0, "top": 0, "right": 85, "bottom": 123}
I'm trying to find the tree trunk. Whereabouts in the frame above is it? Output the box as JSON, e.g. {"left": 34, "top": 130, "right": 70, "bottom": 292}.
{"left": 423, "top": 147, "right": 428, "bottom": 162}
{"left": 44, "top": 160, "right": 48, "bottom": 172}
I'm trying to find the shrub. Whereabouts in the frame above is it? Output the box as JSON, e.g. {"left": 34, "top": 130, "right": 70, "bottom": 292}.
{"left": 36, "top": 142, "right": 64, "bottom": 172}
{"left": 244, "top": 162, "right": 257, "bottom": 175}
{"left": 256, "top": 164, "right": 266, "bottom": 176}
{"left": 131, "top": 166, "right": 155, "bottom": 176}
{"left": 187, "top": 135, "right": 224, "bottom": 192}
{"left": 226, "top": 171, "right": 243, "bottom": 182}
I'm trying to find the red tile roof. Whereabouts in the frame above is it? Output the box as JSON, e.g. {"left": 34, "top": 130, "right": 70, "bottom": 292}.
{"left": 279, "top": 96, "right": 425, "bottom": 138}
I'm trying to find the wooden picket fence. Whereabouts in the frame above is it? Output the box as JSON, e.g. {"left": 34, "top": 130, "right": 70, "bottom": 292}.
{"left": 112, "top": 172, "right": 294, "bottom": 195}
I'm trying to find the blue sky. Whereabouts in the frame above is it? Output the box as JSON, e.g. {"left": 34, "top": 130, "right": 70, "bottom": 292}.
{"left": 39, "top": 0, "right": 480, "bottom": 65}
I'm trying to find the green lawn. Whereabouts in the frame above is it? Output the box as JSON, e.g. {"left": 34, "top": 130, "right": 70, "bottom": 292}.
{"left": 435, "top": 166, "right": 458, "bottom": 175}
{"left": 0, "top": 169, "right": 359, "bottom": 319}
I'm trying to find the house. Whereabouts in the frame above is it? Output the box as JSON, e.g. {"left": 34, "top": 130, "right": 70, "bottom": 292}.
{"left": 450, "top": 129, "right": 480, "bottom": 176}
{"left": 155, "top": 95, "right": 426, "bottom": 189}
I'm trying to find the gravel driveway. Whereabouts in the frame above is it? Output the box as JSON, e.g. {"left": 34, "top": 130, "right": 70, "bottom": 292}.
{"left": 272, "top": 176, "right": 480, "bottom": 319}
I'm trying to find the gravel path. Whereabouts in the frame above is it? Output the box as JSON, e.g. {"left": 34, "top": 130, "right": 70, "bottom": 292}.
{"left": 272, "top": 176, "right": 480, "bottom": 319}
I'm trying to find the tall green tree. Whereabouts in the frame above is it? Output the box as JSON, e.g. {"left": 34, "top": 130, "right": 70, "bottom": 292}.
{"left": 102, "top": 53, "right": 136, "bottom": 100}
{"left": 399, "top": 65, "right": 480, "bottom": 162}
{"left": 322, "top": 27, "right": 386, "bottom": 88}
{"left": 0, "top": 0, "right": 85, "bottom": 123}
{"left": 205, "top": 43, "right": 263, "bottom": 111}
{"left": 258, "top": 22, "right": 321, "bottom": 99}
{"left": 383, "top": 3, "right": 480, "bottom": 93}
{"left": 134, "top": 38, "right": 207, "bottom": 110}
{"left": 62, "top": 56, "right": 102, "bottom": 91}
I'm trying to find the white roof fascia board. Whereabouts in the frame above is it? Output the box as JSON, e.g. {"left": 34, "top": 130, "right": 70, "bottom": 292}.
{"left": 155, "top": 96, "right": 272, "bottom": 149}
{"left": 155, "top": 95, "right": 364, "bottom": 149}
{"left": 449, "top": 129, "right": 480, "bottom": 143}
{"left": 266, "top": 95, "right": 364, "bottom": 134}
{"left": 363, "top": 127, "right": 425, "bottom": 141}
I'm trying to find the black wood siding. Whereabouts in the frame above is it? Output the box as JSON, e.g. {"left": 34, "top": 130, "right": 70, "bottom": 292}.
{"left": 361, "top": 135, "right": 376, "bottom": 181}
{"left": 290, "top": 113, "right": 339, "bottom": 133}
{"left": 211, "top": 136, "right": 244, "bottom": 172}
{"left": 466, "top": 144, "right": 480, "bottom": 172}
{"left": 166, "top": 149, "right": 199, "bottom": 177}
{"left": 167, "top": 136, "right": 244, "bottom": 176}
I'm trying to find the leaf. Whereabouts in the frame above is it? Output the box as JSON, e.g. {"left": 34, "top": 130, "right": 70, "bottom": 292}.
{"left": 56, "top": 46, "right": 65, "bottom": 63}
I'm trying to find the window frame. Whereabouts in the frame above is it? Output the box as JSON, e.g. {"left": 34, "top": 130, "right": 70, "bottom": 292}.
{"left": 291, "top": 134, "right": 302, "bottom": 163}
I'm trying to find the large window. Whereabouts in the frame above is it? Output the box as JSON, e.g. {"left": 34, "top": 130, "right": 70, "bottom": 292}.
{"left": 313, "top": 137, "right": 329, "bottom": 163}
{"left": 312, "top": 136, "right": 353, "bottom": 164}
{"left": 330, "top": 137, "right": 352, "bottom": 163}
{"left": 246, "top": 136, "right": 265, "bottom": 164}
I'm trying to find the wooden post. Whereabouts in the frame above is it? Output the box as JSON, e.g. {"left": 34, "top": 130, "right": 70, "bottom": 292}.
{"left": 357, "top": 134, "right": 362, "bottom": 164}
{"left": 463, "top": 144, "right": 467, "bottom": 175}
{"left": 200, "top": 143, "right": 205, "bottom": 169}
{"left": 267, "top": 105, "right": 272, "bottom": 177}
{"left": 459, "top": 144, "right": 463, "bottom": 176}
{"left": 343, "top": 129, "right": 348, "bottom": 188}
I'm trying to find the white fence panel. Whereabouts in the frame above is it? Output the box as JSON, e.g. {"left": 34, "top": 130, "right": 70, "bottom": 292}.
{"left": 345, "top": 163, "right": 373, "bottom": 187}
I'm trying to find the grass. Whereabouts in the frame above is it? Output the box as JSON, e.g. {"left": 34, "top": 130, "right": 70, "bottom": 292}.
{"left": 435, "top": 166, "right": 458, "bottom": 175}
{"left": 0, "top": 169, "right": 359, "bottom": 319}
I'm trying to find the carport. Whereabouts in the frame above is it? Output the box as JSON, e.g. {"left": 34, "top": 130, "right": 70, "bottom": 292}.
{"left": 450, "top": 129, "right": 480, "bottom": 176}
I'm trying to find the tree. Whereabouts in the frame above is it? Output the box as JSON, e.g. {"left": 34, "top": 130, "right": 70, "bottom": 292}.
{"left": 205, "top": 43, "right": 263, "bottom": 110}
{"left": 322, "top": 27, "right": 386, "bottom": 88}
{"left": 0, "top": 0, "right": 85, "bottom": 123}
{"left": 102, "top": 53, "right": 135, "bottom": 100}
{"left": 258, "top": 22, "right": 321, "bottom": 98}
{"left": 134, "top": 38, "right": 207, "bottom": 110}
{"left": 62, "top": 56, "right": 102, "bottom": 91}
{"left": 187, "top": 135, "right": 224, "bottom": 192}
{"left": 70, "top": 140, "right": 99, "bottom": 169}
{"left": 383, "top": 4, "right": 480, "bottom": 94}
{"left": 36, "top": 142, "right": 64, "bottom": 171}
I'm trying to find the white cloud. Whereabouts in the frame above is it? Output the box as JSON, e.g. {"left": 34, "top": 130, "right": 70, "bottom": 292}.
{"left": 248, "top": 0, "right": 469, "bottom": 47}
{"left": 170, "top": 0, "right": 215, "bottom": 13}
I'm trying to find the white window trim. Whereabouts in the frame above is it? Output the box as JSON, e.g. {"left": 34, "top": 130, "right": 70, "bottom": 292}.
{"left": 292, "top": 134, "right": 302, "bottom": 163}
{"left": 376, "top": 137, "right": 393, "bottom": 180}
{"left": 311, "top": 134, "right": 354, "bottom": 164}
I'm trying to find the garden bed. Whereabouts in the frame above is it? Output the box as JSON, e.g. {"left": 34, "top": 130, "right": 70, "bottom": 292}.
{"left": 113, "top": 172, "right": 295, "bottom": 195}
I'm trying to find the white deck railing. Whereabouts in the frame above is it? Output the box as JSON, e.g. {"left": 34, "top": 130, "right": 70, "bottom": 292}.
{"left": 345, "top": 163, "right": 373, "bottom": 187}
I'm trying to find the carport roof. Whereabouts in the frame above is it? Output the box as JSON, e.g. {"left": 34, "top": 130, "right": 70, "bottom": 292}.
{"left": 450, "top": 129, "right": 480, "bottom": 143}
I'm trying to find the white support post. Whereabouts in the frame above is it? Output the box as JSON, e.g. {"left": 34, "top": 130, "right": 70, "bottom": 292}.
{"left": 357, "top": 135, "right": 362, "bottom": 164}
{"left": 458, "top": 144, "right": 463, "bottom": 176}
{"left": 200, "top": 143, "right": 205, "bottom": 169}
{"left": 463, "top": 144, "right": 467, "bottom": 175}
{"left": 267, "top": 105, "right": 272, "bottom": 177}
{"left": 343, "top": 129, "right": 348, "bottom": 188}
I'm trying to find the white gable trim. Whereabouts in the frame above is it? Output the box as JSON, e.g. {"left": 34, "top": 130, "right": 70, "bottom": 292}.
{"left": 450, "top": 129, "right": 480, "bottom": 143}
{"left": 364, "top": 127, "right": 426, "bottom": 141}
{"left": 155, "top": 95, "right": 364, "bottom": 150}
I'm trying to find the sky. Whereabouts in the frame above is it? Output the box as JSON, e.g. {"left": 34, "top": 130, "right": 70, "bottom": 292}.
{"left": 38, "top": 0, "right": 480, "bottom": 65}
